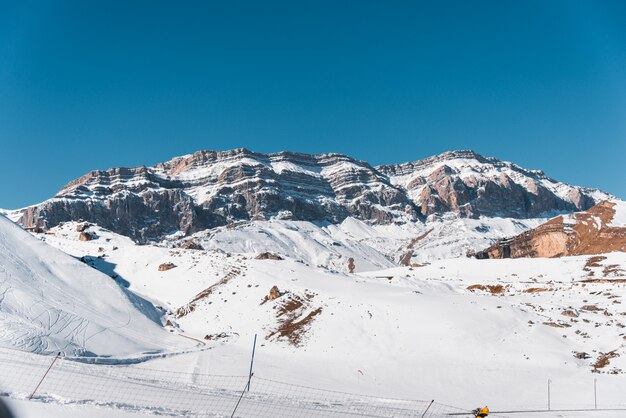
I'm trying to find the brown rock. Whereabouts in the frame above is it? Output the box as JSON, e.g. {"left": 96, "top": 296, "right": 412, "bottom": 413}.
{"left": 399, "top": 251, "right": 413, "bottom": 266}
{"left": 475, "top": 201, "right": 626, "bottom": 259}
{"left": 562, "top": 309, "right": 578, "bottom": 318}
{"left": 266, "top": 293, "right": 322, "bottom": 346}
{"left": 255, "top": 252, "right": 283, "bottom": 261}
{"left": 179, "top": 239, "right": 204, "bottom": 250}
{"left": 347, "top": 257, "right": 355, "bottom": 273}
{"left": 466, "top": 284, "right": 506, "bottom": 294}
{"left": 158, "top": 262, "right": 176, "bottom": 271}
{"left": 593, "top": 350, "right": 619, "bottom": 370}
{"left": 269, "top": 286, "right": 281, "bottom": 300}
{"left": 76, "top": 223, "right": 89, "bottom": 232}
{"left": 524, "top": 287, "right": 551, "bottom": 293}
{"left": 78, "top": 232, "right": 94, "bottom": 241}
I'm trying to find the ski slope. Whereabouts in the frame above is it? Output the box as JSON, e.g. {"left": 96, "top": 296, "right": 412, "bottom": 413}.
{"left": 0, "top": 214, "right": 193, "bottom": 357}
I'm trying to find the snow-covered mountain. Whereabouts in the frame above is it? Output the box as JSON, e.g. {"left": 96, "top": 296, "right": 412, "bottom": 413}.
{"left": 0, "top": 213, "right": 191, "bottom": 357}
{"left": 378, "top": 150, "right": 609, "bottom": 217}
{"left": 2, "top": 148, "right": 626, "bottom": 415}
{"left": 8, "top": 149, "right": 611, "bottom": 242}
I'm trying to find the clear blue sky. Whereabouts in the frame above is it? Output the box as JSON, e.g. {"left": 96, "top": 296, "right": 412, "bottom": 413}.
{"left": 1, "top": 1, "right": 625, "bottom": 209}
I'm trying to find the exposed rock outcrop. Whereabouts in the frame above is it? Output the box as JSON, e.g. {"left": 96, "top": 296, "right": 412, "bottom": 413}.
{"left": 269, "top": 286, "right": 281, "bottom": 300}
{"left": 11, "top": 149, "right": 611, "bottom": 242}
{"left": 377, "top": 150, "right": 606, "bottom": 218}
{"left": 399, "top": 251, "right": 413, "bottom": 266}
{"left": 255, "top": 252, "right": 283, "bottom": 261}
{"left": 179, "top": 239, "right": 204, "bottom": 250}
{"left": 347, "top": 257, "right": 355, "bottom": 273}
{"left": 78, "top": 232, "right": 94, "bottom": 241}
{"left": 267, "top": 292, "right": 321, "bottom": 346}
{"left": 475, "top": 201, "right": 626, "bottom": 259}
{"left": 158, "top": 262, "right": 176, "bottom": 271}
{"left": 76, "top": 223, "right": 89, "bottom": 232}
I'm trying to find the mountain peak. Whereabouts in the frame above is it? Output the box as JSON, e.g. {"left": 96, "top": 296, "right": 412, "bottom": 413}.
{"left": 10, "top": 148, "right": 612, "bottom": 242}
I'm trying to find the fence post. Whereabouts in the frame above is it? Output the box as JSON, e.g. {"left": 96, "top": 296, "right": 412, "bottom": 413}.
{"left": 420, "top": 399, "right": 434, "bottom": 418}
{"left": 29, "top": 352, "right": 61, "bottom": 400}
{"left": 246, "top": 334, "right": 257, "bottom": 392}
{"left": 231, "top": 376, "right": 252, "bottom": 418}
{"left": 547, "top": 378, "right": 551, "bottom": 411}
{"left": 594, "top": 378, "right": 597, "bottom": 409}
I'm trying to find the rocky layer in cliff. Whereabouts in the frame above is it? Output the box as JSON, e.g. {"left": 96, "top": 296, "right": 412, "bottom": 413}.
{"left": 475, "top": 200, "right": 626, "bottom": 258}
{"left": 378, "top": 150, "right": 606, "bottom": 218}
{"left": 10, "top": 148, "right": 611, "bottom": 242}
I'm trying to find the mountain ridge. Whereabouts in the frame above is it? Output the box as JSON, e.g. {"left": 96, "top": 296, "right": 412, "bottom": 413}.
{"left": 9, "top": 148, "right": 613, "bottom": 242}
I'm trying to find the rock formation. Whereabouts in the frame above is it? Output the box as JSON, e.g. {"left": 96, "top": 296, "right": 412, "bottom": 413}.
{"left": 347, "top": 257, "right": 355, "bottom": 273}
{"left": 10, "top": 149, "right": 611, "bottom": 242}
{"left": 269, "top": 286, "right": 281, "bottom": 300}
{"left": 255, "top": 252, "right": 283, "bottom": 261}
{"left": 78, "top": 232, "right": 94, "bottom": 241}
{"left": 475, "top": 201, "right": 626, "bottom": 258}
{"left": 158, "top": 262, "right": 176, "bottom": 271}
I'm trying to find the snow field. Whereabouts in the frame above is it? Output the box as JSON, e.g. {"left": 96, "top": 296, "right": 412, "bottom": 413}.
{"left": 33, "top": 221, "right": 626, "bottom": 412}
{"left": 3, "top": 209, "right": 626, "bottom": 416}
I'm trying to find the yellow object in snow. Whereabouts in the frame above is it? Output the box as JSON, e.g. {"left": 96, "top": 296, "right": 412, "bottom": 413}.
{"left": 475, "top": 406, "right": 489, "bottom": 417}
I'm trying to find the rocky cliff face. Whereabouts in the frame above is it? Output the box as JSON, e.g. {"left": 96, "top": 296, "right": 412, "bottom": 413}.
{"left": 475, "top": 200, "right": 626, "bottom": 258}
{"left": 378, "top": 150, "right": 605, "bottom": 218}
{"left": 11, "top": 149, "right": 611, "bottom": 242}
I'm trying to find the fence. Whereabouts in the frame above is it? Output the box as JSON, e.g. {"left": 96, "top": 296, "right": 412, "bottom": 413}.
{"left": 0, "top": 347, "right": 475, "bottom": 417}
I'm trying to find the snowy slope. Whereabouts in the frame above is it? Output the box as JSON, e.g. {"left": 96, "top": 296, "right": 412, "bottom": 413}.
{"left": 190, "top": 220, "right": 397, "bottom": 273}
{"left": 190, "top": 215, "right": 544, "bottom": 267}
{"left": 33, "top": 221, "right": 626, "bottom": 412}
{"left": 0, "top": 214, "right": 192, "bottom": 356}
{"left": 608, "top": 199, "right": 626, "bottom": 227}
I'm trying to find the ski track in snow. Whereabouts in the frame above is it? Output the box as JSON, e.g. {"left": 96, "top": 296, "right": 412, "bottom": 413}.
{"left": 0, "top": 214, "right": 195, "bottom": 357}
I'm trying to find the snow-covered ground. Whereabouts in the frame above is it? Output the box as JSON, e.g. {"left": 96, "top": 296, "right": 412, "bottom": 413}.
{"left": 2, "top": 215, "right": 626, "bottom": 416}
{"left": 184, "top": 215, "right": 544, "bottom": 270}
{"left": 3, "top": 397, "right": 156, "bottom": 418}
{"left": 3, "top": 396, "right": 625, "bottom": 418}
{"left": 0, "top": 214, "right": 194, "bottom": 357}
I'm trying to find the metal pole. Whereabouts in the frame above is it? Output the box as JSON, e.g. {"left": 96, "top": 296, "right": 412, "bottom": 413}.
{"left": 594, "top": 378, "right": 597, "bottom": 409}
{"left": 547, "top": 379, "right": 551, "bottom": 411}
{"left": 29, "top": 352, "right": 61, "bottom": 400}
{"left": 420, "top": 399, "right": 434, "bottom": 418}
{"left": 231, "top": 378, "right": 252, "bottom": 418}
{"left": 246, "top": 334, "right": 257, "bottom": 392}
